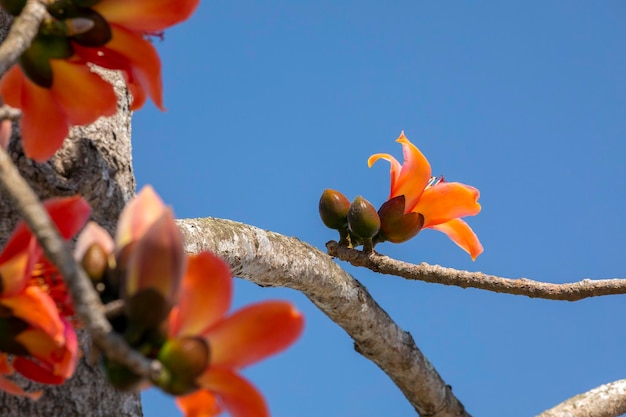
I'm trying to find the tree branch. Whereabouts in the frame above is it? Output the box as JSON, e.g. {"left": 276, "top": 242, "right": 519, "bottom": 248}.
{"left": 177, "top": 217, "right": 470, "bottom": 417}
{"left": 0, "top": 105, "right": 21, "bottom": 121}
{"left": 327, "top": 242, "right": 626, "bottom": 301}
{"left": 0, "top": 0, "right": 46, "bottom": 79}
{"left": 537, "top": 379, "right": 626, "bottom": 417}
{"left": 0, "top": 145, "right": 165, "bottom": 384}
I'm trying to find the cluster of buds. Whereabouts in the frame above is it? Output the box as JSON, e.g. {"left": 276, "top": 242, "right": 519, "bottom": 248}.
{"left": 74, "top": 186, "right": 188, "bottom": 391}
{"left": 319, "top": 189, "right": 424, "bottom": 253}
{"left": 319, "top": 132, "right": 484, "bottom": 260}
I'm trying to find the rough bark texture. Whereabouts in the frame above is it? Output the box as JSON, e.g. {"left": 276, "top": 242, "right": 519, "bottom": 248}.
{"left": 537, "top": 379, "right": 626, "bottom": 417}
{"left": 177, "top": 218, "right": 470, "bottom": 417}
{"left": 0, "top": 11, "right": 141, "bottom": 416}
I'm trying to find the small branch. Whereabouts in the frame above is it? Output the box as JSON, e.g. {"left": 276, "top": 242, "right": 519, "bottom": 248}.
{"left": 0, "top": 0, "right": 47, "bottom": 79}
{"left": 178, "top": 217, "right": 470, "bottom": 417}
{"left": 103, "top": 299, "right": 124, "bottom": 319}
{"left": 327, "top": 242, "right": 626, "bottom": 301}
{"left": 0, "top": 105, "right": 21, "bottom": 121}
{"left": 0, "top": 146, "right": 164, "bottom": 384}
{"left": 536, "top": 379, "right": 626, "bottom": 417}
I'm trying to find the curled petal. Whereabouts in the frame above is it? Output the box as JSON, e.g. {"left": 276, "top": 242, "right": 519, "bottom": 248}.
{"left": 414, "top": 182, "right": 481, "bottom": 227}
{"left": 203, "top": 301, "right": 304, "bottom": 369}
{"left": 49, "top": 58, "right": 117, "bottom": 125}
{"left": 12, "top": 357, "right": 66, "bottom": 385}
{"left": 368, "top": 132, "right": 432, "bottom": 212}
{"left": 176, "top": 389, "right": 223, "bottom": 417}
{"left": 429, "top": 218, "right": 484, "bottom": 260}
{"left": 195, "top": 369, "right": 268, "bottom": 417}
{"left": 170, "top": 252, "right": 232, "bottom": 338}
{"left": 42, "top": 196, "right": 92, "bottom": 240}
{"left": 116, "top": 185, "right": 167, "bottom": 248}
{"left": 2, "top": 286, "right": 65, "bottom": 345}
{"left": 94, "top": 0, "right": 200, "bottom": 33}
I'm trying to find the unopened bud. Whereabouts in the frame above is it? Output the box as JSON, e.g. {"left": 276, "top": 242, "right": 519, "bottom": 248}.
{"left": 377, "top": 196, "right": 424, "bottom": 243}
{"left": 81, "top": 243, "right": 109, "bottom": 282}
{"left": 157, "top": 337, "right": 209, "bottom": 395}
{"left": 347, "top": 196, "right": 380, "bottom": 240}
{"left": 319, "top": 189, "right": 350, "bottom": 230}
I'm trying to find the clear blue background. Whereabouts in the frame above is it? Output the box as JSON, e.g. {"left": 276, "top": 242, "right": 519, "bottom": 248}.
{"left": 135, "top": 2, "right": 626, "bottom": 416}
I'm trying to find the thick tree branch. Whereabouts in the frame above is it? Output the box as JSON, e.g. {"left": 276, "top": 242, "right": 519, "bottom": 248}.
{"left": 327, "top": 242, "right": 626, "bottom": 301}
{"left": 537, "top": 379, "right": 626, "bottom": 417}
{"left": 0, "top": 0, "right": 46, "bottom": 78}
{"left": 177, "top": 217, "right": 469, "bottom": 417}
{"left": 0, "top": 146, "right": 165, "bottom": 384}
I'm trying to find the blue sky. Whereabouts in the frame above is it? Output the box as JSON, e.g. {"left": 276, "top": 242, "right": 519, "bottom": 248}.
{"left": 134, "top": 2, "right": 626, "bottom": 416}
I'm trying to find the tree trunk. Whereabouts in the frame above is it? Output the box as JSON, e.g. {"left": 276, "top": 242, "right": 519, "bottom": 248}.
{"left": 0, "top": 12, "right": 142, "bottom": 416}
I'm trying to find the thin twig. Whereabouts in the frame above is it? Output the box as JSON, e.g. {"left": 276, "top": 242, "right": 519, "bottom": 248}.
{"left": 327, "top": 241, "right": 626, "bottom": 301}
{"left": 536, "top": 379, "right": 626, "bottom": 417}
{"left": 0, "top": 105, "right": 21, "bottom": 121}
{"left": 0, "top": 0, "right": 47, "bottom": 79}
{"left": 103, "top": 299, "right": 124, "bottom": 319}
{"left": 0, "top": 146, "right": 165, "bottom": 384}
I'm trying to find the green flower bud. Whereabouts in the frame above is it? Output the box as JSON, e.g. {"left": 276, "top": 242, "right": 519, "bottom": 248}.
{"left": 0, "top": 0, "right": 26, "bottom": 15}
{"left": 157, "top": 337, "right": 209, "bottom": 395}
{"left": 124, "top": 287, "right": 170, "bottom": 330}
{"left": 19, "top": 34, "right": 73, "bottom": 88}
{"left": 348, "top": 196, "right": 380, "bottom": 240}
{"left": 377, "top": 195, "right": 425, "bottom": 243}
{"left": 319, "top": 189, "right": 350, "bottom": 230}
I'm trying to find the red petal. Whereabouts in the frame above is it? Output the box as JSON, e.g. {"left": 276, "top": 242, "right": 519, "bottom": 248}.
{"left": 203, "top": 301, "right": 304, "bottom": 369}
{"left": 414, "top": 182, "right": 481, "bottom": 227}
{"left": 0, "top": 65, "right": 24, "bottom": 107}
{"left": 13, "top": 357, "right": 66, "bottom": 385}
{"left": 429, "top": 218, "right": 484, "bottom": 260}
{"left": 14, "top": 318, "right": 78, "bottom": 379}
{"left": 94, "top": 0, "right": 200, "bottom": 33}
{"left": 18, "top": 73, "right": 70, "bottom": 161}
{"left": 196, "top": 370, "right": 269, "bottom": 417}
{"left": 171, "top": 252, "right": 233, "bottom": 338}
{"left": 42, "top": 196, "right": 92, "bottom": 240}
{"left": 49, "top": 59, "right": 117, "bottom": 125}
{"left": 176, "top": 389, "right": 223, "bottom": 417}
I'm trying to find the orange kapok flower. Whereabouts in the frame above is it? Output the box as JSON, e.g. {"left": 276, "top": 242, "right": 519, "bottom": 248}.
{"left": 0, "top": 196, "right": 91, "bottom": 398}
{"left": 0, "top": 0, "right": 199, "bottom": 161}
{"left": 368, "top": 132, "right": 483, "bottom": 260}
{"left": 167, "top": 252, "right": 304, "bottom": 417}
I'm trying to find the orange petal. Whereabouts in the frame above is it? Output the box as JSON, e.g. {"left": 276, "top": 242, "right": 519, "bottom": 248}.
{"left": 18, "top": 72, "right": 70, "bottom": 161}
{"left": 49, "top": 58, "right": 117, "bottom": 125}
{"left": 0, "top": 354, "right": 12, "bottom": 375}
{"left": 429, "top": 218, "right": 484, "bottom": 260}
{"left": 394, "top": 132, "right": 432, "bottom": 211}
{"left": 99, "top": 25, "right": 164, "bottom": 110}
{"left": 196, "top": 370, "right": 269, "bottom": 417}
{"left": 414, "top": 182, "right": 481, "bottom": 227}
{"left": 0, "top": 237, "right": 37, "bottom": 297}
{"left": 203, "top": 301, "right": 304, "bottom": 369}
{"left": 94, "top": 0, "right": 200, "bottom": 33}
{"left": 176, "top": 389, "right": 224, "bottom": 417}
{"left": 1, "top": 286, "right": 65, "bottom": 344}
{"left": 116, "top": 186, "right": 167, "bottom": 248}
{"left": 0, "top": 373, "right": 42, "bottom": 400}
{"left": 74, "top": 221, "right": 115, "bottom": 262}
{"left": 0, "top": 65, "right": 24, "bottom": 107}
{"left": 171, "top": 252, "right": 233, "bottom": 338}
{"left": 14, "top": 318, "right": 78, "bottom": 379}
